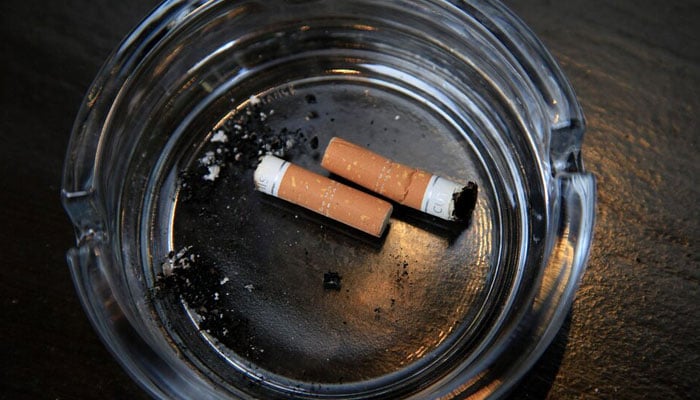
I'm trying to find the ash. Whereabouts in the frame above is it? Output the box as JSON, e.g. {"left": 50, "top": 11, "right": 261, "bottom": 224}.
{"left": 178, "top": 95, "right": 318, "bottom": 203}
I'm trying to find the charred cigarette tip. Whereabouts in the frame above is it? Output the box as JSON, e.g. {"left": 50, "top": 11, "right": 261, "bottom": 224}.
{"left": 451, "top": 181, "right": 478, "bottom": 223}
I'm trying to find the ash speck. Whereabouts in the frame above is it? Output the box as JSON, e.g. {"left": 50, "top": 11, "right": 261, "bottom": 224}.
{"left": 323, "top": 271, "right": 342, "bottom": 291}
{"left": 249, "top": 94, "right": 261, "bottom": 106}
{"left": 203, "top": 165, "right": 221, "bottom": 181}
{"left": 309, "top": 136, "right": 319, "bottom": 150}
{"left": 210, "top": 130, "right": 228, "bottom": 143}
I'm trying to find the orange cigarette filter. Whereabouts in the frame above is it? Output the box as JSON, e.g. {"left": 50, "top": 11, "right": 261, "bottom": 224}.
{"left": 254, "top": 155, "right": 393, "bottom": 237}
{"left": 321, "top": 137, "right": 478, "bottom": 222}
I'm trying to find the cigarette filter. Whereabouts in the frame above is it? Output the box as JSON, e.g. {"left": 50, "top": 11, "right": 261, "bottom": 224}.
{"left": 254, "top": 155, "right": 393, "bottom": 237}
{"left": 321, "top": 137, "right": 478, "bottom": 222}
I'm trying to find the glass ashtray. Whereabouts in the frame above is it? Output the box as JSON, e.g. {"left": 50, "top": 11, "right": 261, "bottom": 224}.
{"left": 61, "top": 0, "right": 595, "bottom": 398}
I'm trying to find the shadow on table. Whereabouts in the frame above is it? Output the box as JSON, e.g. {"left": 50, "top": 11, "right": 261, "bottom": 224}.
{"left": 507, "top": 312, "right": 572, "bottom": 399}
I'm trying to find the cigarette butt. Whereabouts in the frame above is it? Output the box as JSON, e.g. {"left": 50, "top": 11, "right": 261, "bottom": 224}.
{"left": 254, "top": 155, "right": 393, "bottom": 237}
{"left": 321, "top": 137, "right": 478, "bottom": 222}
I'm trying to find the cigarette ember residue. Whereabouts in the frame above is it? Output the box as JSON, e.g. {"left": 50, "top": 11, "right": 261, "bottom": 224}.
{"left": 452, "top": 181, "right": 478, "bottom": 223}
{"left": 178, "top": 95, "right": 317, "bottom": 203}
{"left": 304, "top": 94, "right": 317, "bottom": 104}
{"left": 156, "top": 92, "right": 322, "bottom": 351}
{"left": 323, "top": 271, "right": 342, "bottom": 291}
{"left": 309, "top": 136, "right": 319, "bottom": 150}
{"left": 153, "top": 247, "right": 249, "bottom": 345}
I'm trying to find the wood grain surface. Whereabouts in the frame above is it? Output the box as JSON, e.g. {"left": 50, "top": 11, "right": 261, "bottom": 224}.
{"left": 1, "top": 1, "right": 697, "bottom": 399}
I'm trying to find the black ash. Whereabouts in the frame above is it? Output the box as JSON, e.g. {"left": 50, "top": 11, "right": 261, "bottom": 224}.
{"left": 153, "top": 247, "right": 249, "bottom": 344}
{"left": 323, "top": 271, "right": 342, "bottom": 291}
{"left": 156, "top": 94, "right": 324, "bottom": 351}
{"left": 309, "top": 136, "right": 319, "bottom": 150}
{"left": 452, "top": 181, "right": 478, "bottom": 223}
{"left": 178, "top": 95, "right": 317, "bottom": 204}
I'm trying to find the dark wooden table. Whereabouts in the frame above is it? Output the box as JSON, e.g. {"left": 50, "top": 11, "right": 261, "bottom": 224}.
{"left": 1, "top": 1, "right": 698, "bottom": 399}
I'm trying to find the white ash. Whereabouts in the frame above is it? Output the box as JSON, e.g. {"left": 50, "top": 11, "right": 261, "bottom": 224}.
{"left": 203, "top": 165, "right": 221, "bottom": 181}
{"left": 199, "top": 151, "right": 216, "bottom": 166}
{"left": 210, "top": 130, "right": 229, "bottom": 143}
{"left": 175, "top": 246, "right": 193, "bottom": 259}
{"left": 162, "top": 246, "right": 196, "bottom": 276}
{"left": 178, "top": 93, "right": 312, "bottom": 202}
{"left": 161, "top": 261, "right": 174, "bottom": 276}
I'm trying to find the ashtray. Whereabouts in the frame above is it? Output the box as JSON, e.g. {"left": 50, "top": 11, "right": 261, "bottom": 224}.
{"left": 62, "top": 0, "right": 595, "bottom": 398}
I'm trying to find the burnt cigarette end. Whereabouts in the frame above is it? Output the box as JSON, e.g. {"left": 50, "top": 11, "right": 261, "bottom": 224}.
{"left": 323, "top": 271, "right": 342, "bottom": 291}
{"left": 452, "top": 181, "right": 478, "bottom": 223}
